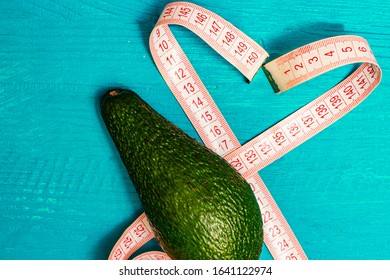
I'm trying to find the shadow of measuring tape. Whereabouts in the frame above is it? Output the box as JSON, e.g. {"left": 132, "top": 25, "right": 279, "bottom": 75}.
{"left": 265, "top": 22, "right": 345, "bottom": 61}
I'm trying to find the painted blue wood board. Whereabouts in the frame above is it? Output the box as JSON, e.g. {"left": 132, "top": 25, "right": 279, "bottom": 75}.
{"left": 0, "top": 0, "right": 389, "bottom": 260}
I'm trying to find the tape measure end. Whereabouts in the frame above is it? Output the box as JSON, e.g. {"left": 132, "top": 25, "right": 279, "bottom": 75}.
{"left": 261, "top": 66, "right": 281, "bottom": 94}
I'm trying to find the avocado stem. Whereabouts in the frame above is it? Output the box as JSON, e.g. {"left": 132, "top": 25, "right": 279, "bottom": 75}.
{"left": 108, "top": 89, "right": 122, "bottom": 97}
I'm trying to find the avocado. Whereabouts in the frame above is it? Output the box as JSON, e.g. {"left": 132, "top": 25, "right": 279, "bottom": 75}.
{"left": 101, "top": 89, "right": 263, "bottom": 260}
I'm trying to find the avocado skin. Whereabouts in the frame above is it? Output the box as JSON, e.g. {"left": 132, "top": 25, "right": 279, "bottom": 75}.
{"left": 101, "top": 89, "right": 263, "bottom": 260}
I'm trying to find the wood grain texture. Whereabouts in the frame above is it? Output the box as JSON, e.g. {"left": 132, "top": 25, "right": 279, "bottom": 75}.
{"left": 0, "top": 0, "right": 389, "bottom": 260}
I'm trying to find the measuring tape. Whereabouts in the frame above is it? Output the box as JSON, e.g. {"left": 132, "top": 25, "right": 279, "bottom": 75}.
{"left": 108, "top": 1, "right": 381, "bottom": 260}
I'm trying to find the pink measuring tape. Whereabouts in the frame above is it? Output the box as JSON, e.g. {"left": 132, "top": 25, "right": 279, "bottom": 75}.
{"left": 108, "top": 1, "right": 381, "bottom": 260}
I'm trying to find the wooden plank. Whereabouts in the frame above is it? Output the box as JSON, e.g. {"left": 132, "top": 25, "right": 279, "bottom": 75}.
{"left": 0, "top": 0, "right": 389, "bottom": 260}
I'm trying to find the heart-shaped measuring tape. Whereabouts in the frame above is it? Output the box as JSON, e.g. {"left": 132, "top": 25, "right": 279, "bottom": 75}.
{"left": 108, "top": 1, "right": 381, "bottom": 260}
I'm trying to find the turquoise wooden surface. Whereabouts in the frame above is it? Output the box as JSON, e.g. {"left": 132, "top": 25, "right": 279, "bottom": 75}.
{"left": 0, "top": 0, "right": 389, "bottom": 260}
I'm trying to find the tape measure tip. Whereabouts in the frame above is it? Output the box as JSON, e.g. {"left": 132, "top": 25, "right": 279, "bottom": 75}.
{"left": 261, "top": 66, "right": 281, "bottom": 93}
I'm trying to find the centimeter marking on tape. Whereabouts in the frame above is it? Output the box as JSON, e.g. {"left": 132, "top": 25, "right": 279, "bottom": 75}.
{"left": 108, "top": 1, "right": 381, "bottom": 261}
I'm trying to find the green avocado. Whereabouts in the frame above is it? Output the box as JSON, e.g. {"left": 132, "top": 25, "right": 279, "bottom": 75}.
{"left": 101, "top": 89, "right": 263, "bottom": 260}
